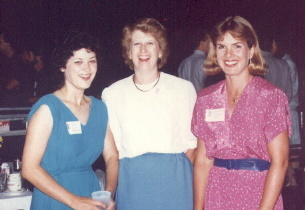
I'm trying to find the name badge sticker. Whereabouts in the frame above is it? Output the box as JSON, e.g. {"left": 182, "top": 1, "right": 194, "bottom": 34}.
{"left": 66, "top": 121, "right": 82, "bottom": 134}
{"left": 205, "top": 108, "right": 225, "bottom": 122}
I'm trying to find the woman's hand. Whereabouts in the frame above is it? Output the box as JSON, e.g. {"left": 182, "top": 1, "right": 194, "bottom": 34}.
{"left": 71, "top": 196, "right": 107, "bottom": 210}
{"left": 106, "top": 197, "right": 116, "bottom": 210}
{"left": 22, "top": 105, "right": 106, "bottom": 210}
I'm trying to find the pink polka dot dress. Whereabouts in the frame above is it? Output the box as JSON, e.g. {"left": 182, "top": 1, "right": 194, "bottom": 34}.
{"left": 192, "top": 76, "right": 291, "bottom": 209}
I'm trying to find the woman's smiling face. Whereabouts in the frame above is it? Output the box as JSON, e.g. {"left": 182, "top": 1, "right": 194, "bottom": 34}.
{"left": 62, "top": 48, "right": 97, "bottom": 90}
{"left": 129, "top": 30, "right": 162, "bottom": 72}
{"left": 216, "top": 32, "right": 254, "bottom": 77}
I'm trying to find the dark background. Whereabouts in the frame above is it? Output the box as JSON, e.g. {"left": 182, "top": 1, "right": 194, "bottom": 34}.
{"left": 1, "top": 0, "right": 304, "bottom": 155}
{"left": 1, "top": 1, "right": 305, "bottom": 208}
{"left": 1, "top": 0, "right": 305, "bottom": 153}
{"left": 1, "top": 0, "right": 304, "bottom": 91}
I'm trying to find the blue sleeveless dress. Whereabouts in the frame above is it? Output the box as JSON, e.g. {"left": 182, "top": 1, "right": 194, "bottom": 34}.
{"left": 28, "top": 94, "right": 108, "bottom": 210}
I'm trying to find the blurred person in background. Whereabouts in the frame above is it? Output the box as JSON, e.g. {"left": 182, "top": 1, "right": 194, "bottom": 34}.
{"left": 259, "top": 28, "right": 292, "bottom": 102}
{"left": 272, "top": 32, "right": 301, "bottom": 187}
{"left": 178, "top": 29, "right": 210, "bottom": 93}
{"left": 0, "top": 31, "right": 29, "bottom": 106}
{"left": 20, "top": 41, "right": 53, "bottom": 105}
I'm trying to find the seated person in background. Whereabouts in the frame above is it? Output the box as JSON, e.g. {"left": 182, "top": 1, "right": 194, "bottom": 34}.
{"left": 20, "top": 42, "right": 53, "bottom": 105}
{"left": 0, "top": 31, "right": 29, "bottom": 106}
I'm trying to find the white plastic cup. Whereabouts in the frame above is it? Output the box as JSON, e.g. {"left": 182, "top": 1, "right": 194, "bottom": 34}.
{"left": 7, "top": 173, "right": 22, "bottom": 192}
{"left": 1, "top": 162, "right": 10, "bottom": 177}
{"left": 91, "top": 190, "right": 111, "bottom": 210}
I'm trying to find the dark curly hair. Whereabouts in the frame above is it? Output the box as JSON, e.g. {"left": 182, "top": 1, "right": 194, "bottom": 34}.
{"left": 51, "top": 30, "right": 101, "bottom": 88}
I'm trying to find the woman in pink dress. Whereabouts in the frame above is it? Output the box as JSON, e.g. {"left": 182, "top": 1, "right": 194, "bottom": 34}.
{"left": 192, "top": 16, "right": 291, "bottom": 209}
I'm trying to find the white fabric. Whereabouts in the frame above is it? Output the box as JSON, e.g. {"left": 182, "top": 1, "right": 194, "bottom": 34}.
{"left": 95, "top": 169, "right": 105, "bottom": 190}
{"left": 102, "top": 72, "right": 197, "bottom": 159}
{"left": 0, "top": 190, "right": 32, "bottom": 210}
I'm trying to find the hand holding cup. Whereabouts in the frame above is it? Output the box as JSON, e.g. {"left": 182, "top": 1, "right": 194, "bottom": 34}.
{"left": 91, "top": 191, "right": 113, "bottom": 210}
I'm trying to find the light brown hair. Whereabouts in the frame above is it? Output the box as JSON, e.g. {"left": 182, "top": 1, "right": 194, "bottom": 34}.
{"left": 121, "top": 18, "right": 169, "bottom": 70}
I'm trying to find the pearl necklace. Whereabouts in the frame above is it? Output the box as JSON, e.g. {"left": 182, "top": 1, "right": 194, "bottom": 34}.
{"left": 133, "top": 74, "right": 160, "bottom": 92}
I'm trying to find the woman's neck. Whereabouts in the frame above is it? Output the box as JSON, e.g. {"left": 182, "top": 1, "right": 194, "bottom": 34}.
{"left": 59, "top": 87, "right": 86, "bottom": 107}
{"left": 133, "top": 70, "right": 160, "bottom": 85}
{"left": 225, "top": 74, "right": 253, "bottom": 96}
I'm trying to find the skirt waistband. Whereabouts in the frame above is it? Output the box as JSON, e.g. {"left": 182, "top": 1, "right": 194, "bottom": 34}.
{"left": 49, "top": 166, "right": 92, "bottom": 176}
{"left": 214, "top": 158, "right": 270, "bottom": 171}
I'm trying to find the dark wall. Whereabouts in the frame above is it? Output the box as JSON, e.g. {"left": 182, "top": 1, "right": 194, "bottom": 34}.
{"left": 1, "top": 0, "right": 304, "bottom": 163}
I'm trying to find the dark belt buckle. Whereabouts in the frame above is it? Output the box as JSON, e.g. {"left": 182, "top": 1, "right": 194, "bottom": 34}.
{"left": 226, "top": 159, "right": 234, "bottom": 170}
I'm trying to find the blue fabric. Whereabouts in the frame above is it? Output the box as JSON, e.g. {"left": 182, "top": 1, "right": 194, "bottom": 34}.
{"left": 116, "top": 153, "right": 193, "bottom": 210}
{"left": 283, "top": 54, "right": 301, "bottom": 145}
{"left": 214, "top": 158, "right": 270, "bottom": 171}
{"left": 178, "top": 50, "right": 207, "bottom": 93}
{"left": 262, "top": 51, "right": 292, "bottom": 101}
{"left": 28, "top": 94, "right": 108, "bottom": 210}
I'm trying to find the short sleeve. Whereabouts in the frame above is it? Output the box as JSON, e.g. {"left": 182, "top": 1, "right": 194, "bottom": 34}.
{"left": 182, "top": 82, "right": 197, "bottom": 149}
{"left": 28, "top": 95, "right": 55, "bottom": 121}
{"left": 264, "top": 89, "right": 292, "bottom": 143}
{"left": 191, "top": 97, "right": 201, "bottom": 138}
{"left": 101, "top": 87, "right": 122, "bottom": 154}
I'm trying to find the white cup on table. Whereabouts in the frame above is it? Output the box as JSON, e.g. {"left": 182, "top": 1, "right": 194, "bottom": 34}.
{"left": 7, "top": 173, "right": 22, "bottom": 192}
{"left": 91, "top": 190, "right": 111, "bottom": 210}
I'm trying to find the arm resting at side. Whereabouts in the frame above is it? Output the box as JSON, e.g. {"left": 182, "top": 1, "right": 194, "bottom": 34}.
{"left": 193, "top": 138, "right": 214, "bottom": 210}
{"left": 22, "top": 105, "right": 105, "bottom": 210}
{"left": 259, "top": 130, "right": 289, "bottom": 210}
{"left": 186, "top": 148, "right": 196, "bottom": 164}
{"left": 102, "top": 127, "right": 119, "bottom": 209}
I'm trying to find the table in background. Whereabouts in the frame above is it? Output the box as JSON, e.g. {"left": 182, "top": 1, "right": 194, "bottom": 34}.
{"left": 0, "top": 189, "right": 32, "bottom": 210}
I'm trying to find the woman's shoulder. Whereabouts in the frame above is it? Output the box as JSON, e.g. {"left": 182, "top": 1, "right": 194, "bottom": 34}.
{"left": 252, "top": 76, "right": 285, "bottom": 93}
{"left": 32, "top": 94, "right": 57, "bottom": 107}
{"left": 197, "top": 79, "right": 225, "bottom": 97}
{"left": 28, "top": 94, "right": 58, "bottom": 119}
{"left": 109, "top": 75, "right": 132, "bottom": 88}
{"left": 90, "top": 96, "right": 107, "bottom": 109}
{"left": 251, "top": 76, "right": 288, "bottom": 102}
{"left": 161, "top": 72, "right": 194, "bottom": 88}
{"left": 103, "top": 75, "right": 132, "bottom": 93}
{"left": 101, "top": 75, "right": 133, "bottom": 102}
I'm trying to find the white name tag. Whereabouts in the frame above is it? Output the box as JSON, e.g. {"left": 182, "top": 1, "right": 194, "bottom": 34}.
{"left": 205, "top": 108, "right": 225, "bottom": 122}
{"left": 66, "top": 121, "right": 82, "bottom": 134}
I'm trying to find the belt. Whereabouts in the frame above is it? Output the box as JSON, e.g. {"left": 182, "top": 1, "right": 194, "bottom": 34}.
{"left": 214, "top": 158, "right": 270, "bottom": 171}
{"left": 49, "top": 166, "right": 92, "bottom": 176}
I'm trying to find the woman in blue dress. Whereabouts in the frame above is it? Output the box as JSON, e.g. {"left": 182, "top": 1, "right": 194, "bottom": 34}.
{"left": 22, "top": 31, "right": 118, "bottom": 210}
{"left": 102, "top": 18, "right": 197, "bottom": 210}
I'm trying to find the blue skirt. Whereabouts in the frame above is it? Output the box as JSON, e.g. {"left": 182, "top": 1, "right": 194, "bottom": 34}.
{"left": 116, "top": 153, "right": 193, "bottom": 210}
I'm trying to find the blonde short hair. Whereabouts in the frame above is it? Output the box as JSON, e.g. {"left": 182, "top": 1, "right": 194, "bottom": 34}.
{"left": 204, "top": 16, "right": 266, "bottom": 75}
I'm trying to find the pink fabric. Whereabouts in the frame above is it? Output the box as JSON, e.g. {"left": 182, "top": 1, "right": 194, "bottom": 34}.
{"left": 192, "top": 76, "right": 291, "bottom": 209}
